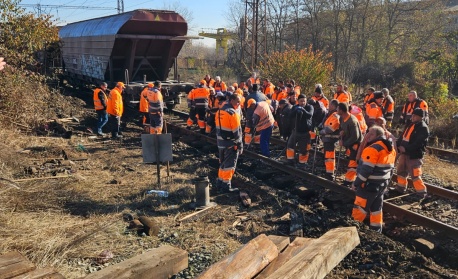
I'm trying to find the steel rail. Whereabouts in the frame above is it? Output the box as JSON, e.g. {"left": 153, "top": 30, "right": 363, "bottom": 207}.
{"left": 167, "top": 111, "right": 458, "bottom": 240}
{"left": 170, "top": 109, "right": 458, "bottom": 201}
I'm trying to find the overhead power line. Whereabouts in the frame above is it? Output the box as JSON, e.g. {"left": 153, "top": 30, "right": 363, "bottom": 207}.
{"left": 18, "top": 4, "right": 117, "bottom": 11}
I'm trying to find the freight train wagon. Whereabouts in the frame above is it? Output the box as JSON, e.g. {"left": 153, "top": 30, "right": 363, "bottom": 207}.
{"left": 59, "top": 9, "right": 194, "bottom": 109}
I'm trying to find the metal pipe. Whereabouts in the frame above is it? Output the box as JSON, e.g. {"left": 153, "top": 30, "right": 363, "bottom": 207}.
{"left": 194, "top": 176, "right": 210, "bottom": 207}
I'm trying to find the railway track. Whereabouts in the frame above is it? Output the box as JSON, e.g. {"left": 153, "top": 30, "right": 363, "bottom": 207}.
{"left": 166, "top": 109, "right": 458, "bottom": 241}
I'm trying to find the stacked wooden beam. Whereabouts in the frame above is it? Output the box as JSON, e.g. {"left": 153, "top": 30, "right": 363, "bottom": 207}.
{"left": 197, "top": 226, "right": 360, "bottom": 279}
{"left": 0, "top": 251, "right": 65, "bottom": 279}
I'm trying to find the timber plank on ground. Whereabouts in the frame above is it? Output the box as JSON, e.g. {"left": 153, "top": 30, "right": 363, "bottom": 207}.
{"left": 265, "top": 227, "right": 360, "bottom": 279}
{"left": 196, "top": 234, "right": 279, "bottom": 279}
{"left": 85, "top": 245, "right": 188, "bottom": 279}
{"left": 0, "top": 251, "right": 64, "bottom": 279}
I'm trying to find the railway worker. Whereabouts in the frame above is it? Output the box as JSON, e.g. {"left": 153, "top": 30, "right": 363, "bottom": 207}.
{"left": 356, "top": 117, "right": 397, "bottom": 163}
{"left": 206, "top": 91, "right": 226, "bottom": 135}
{"left": 287, "top": 90, "right": 298, "bottom": 106}
{"left": 350, "top": 104, "right": 368, "bottom": 135}
{"left": 363, "top": 87, "right": 376, "bottom": 114}
{"left": 93, "top": 82, "right": 109, "bottom": 136}
{"left": 312, "top": 85, "right": 329, "bottom": 109}
{"left": 399, "top": 90, "right": 429, "bottom": 127}
{"left": 308, "top": 97, "right": 327, "bottom": 146}
{"left": 262, "top": 78, "right": 275, "bottom": 95}
{"left": 251, "top": 100, "right": 275, "bottom": 157}
{"left": 272, "top": 85, "right": 288, "bottom": 101}
{"left": 106, "top": 82, "right": 125, "bottom": 139}
{"left": 244, "top": 99, "right": 257, "bottom": 146}
{"left": 396, "top": 108, "right": 429, "bottom": 196}
{"left": 344, "top": 85, "right": 353, "bottom": 103}
{"left": 244, "top": 83, "right": 267, "bottom": 109}
{"left": 319, "top": 99, "right": 341, "bottom": 180}
{"left": 334, "top": 84, "right": 350, "bottom": 105}
{"left": 213, "top": 76, "right": 227, "bottom": 92}
{"left": 381, "top": 88, "right": 395, "bottom": 128}
{"left": 187, "top": 80, "right": 210, "bottom": 133}
{"left": 203, "top": 74, "right": 215, "bottom": 88}
{"left": 143, "top": 81, "right": 164, "bottom": 134}
{"left": 365, "top": 91, "right": 384, "bottom": 127}
{"left": 337, "top": 102, "right": 363, "bottom": 187}
{"left": 139, "top": 84, "right": 151, "bottom": 133}
{"left": 351, "top": 125, "right": 396, "bottom": 233}
{"left": 278, "top": 99, "right": 293, "bottom": 140}
{"left": 235, "top": 83, "right": 244, "bottom": 96}
{"left": 239, "top": 81, "right": 248, "bottom": 92}
{"left": 286, "top": 94, "right": 314, "bottom": 168}
{"left": 215, "top": 94, "right": 243, "bottom": 193}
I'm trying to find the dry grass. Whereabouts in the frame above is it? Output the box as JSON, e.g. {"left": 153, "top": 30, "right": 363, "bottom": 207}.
{"left": 423, "top": 154, "right": 458, "bottom": 188}
{"left": 0, "top": 125, "right": 246, "bottom": 278}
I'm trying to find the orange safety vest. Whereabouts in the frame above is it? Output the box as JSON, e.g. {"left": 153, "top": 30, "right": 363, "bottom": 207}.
{"left": 262, "top": 83, "right": 275, "bottom": 95}
{"left": 323, "top": 111, "right": 340, "bottom": 138}
{"left": 365, "top": 101, "right": 383, "bottom": 124}
{"left": 106, "top": 87, "right": 123, "bottom": 117}
{"left": 272, "top": 90, "right": 287, "bottom": 101}
{"left": 205, "top": 78, "right": 215, "bottom": 88}
{"left": 312, "top": 95, "right": 329, "bottom": 109}
{"left": 334, "top": 92, "right": 349, "bottom": 104}
{"left": 93, "top": 88, "right": 107, "bottom": 111}
{"left": 214, "top": 81, "right": 227, "bottom": 92}
{"left": 253, "top": 102, "right": 275, "bottom": 131}
{"left": 248, "top": 77, "right": 260, "bottom": 85}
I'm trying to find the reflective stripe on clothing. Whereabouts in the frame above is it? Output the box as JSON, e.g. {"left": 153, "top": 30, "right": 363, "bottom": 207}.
{"left": 396, "top": 154, "right": 426, "bottom": 193}
{"left": 144, "top": 87, "right": 163, "bottom": 113}
{"left": 352, "top": 183, "right": 385, "bottom": 232}
{"left": 334, "top": 92, "right": 349, "bottom": 104}
{"left": 312, "top": 96, "right": 329, "bottom": 109}
{"left": 353, "top": 141, "right": 396, "bottom": 187}
{"left": 216, "top": 103, "right": 242, "bottom": 148}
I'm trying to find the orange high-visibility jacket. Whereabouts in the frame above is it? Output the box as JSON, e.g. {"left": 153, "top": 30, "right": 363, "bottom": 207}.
{"left": 334, "top": 91, "right": 349, "bottom": 104}
{"left": 139, "top": 88, "right": 149, "bottom": 113}
{"left": 93, "top": 88, "right": 107, "bottom": 111}
{"left": 312, "top": 95, "right": 329, "bottom": 109}
{"left": 189, "top": 87, "right": 210, "bottom": 108}
{"left": 272, "top": 89, "right": 287, "bottom": 101}
{"left": 353, "top": 138, "right": 396, "bottom": 188}
{"left": 142, "top": 87, "right": 163, "bottom": 114}
{"left": 205, "top": 78, "right": 215, "bottom": 88}
{"left": 365, "top": 101, "right": 383, "bottom": 125}
{"left": 321, "top": 111, "right": 340, "bottom": 140}
{"left": 106, "top": 87, "right": 123, "bottom": 117}
{"left": 215, "top": 103, "right": 242, "bottom": 148}
{"left": 214, "top": 81, "right": 227, "bottom": 92}
{"left": 262, "top": 83, "right": 275, "bottom": 95}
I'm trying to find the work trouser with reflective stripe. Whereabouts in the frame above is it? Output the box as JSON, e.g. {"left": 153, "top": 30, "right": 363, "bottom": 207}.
{"left": 345, "top": 143, "right": 360, "bottom": 183}
{"left": 195, "top": 107, "right": 207, "bottom": 132}
{"left": 187, "top": 107, "right": 197, "bottom": 127}
{"left": 352, "top": 184, "right": 385, "bottom": 232}
{"left": 286, "top": 131, "right": 311, "bottom": 164}
{"left": 396, "top": 154, "right": 426, "bottom": 193}
{"left": 323, "top": 141, "right": 337, "bottom": 175}
{"left": 149, "top": 112, "right": 163, "bottom": 134}
{"left": 217, "top": 146, "right": 239, "bottom": 190}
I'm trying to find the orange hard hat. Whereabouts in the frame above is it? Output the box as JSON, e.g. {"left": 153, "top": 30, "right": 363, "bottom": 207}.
{"left": 147, "top": 83, "right": 153, "bottom": 88}
{"left": 200, "top": 80, "right": 207, "bottom": 85}
{"left": 247, "top": 99, "right": 257, "bottom": 107}
{"left": 116, "top": 82, "right": 126, "bottom": 88}
{"left": 233, "top": 83, "right": 238, "bottom": 88}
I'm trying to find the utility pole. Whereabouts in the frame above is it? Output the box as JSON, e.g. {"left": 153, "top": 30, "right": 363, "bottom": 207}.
{"left": 117, "top": 0, "right": 124, "bottom": 14}
{"left": 240, "top": 0, "right": 267, "bottom": 74}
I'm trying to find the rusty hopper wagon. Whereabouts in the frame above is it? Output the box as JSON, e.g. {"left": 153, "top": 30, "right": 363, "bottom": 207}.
{"left": 59, "top": 9, "right": 194, "bottom": 109}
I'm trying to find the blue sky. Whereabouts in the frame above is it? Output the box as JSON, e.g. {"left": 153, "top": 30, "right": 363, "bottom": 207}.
{"left": 19, "top": 0, "right": 233, "bottom": 47}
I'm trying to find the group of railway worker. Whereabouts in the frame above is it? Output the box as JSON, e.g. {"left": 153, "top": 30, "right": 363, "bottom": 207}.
{"left": 92, "top": 74, "right": 431, "bottom": 233}
{"left": 183, "top": 74, "right": 430, "bottom": 233}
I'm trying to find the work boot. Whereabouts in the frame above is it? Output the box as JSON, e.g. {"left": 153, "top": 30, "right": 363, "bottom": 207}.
{"left": 286, "top": 159, "right": 296, "bottom": 167}
{"left": 97, "top": 132, "right": 105, "bottom": 137}
{"left": 395, "top": 185, "right": 407, "bottom": 194}
{"left": 111, "top": 134, "right": 123, "bottom": 139}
